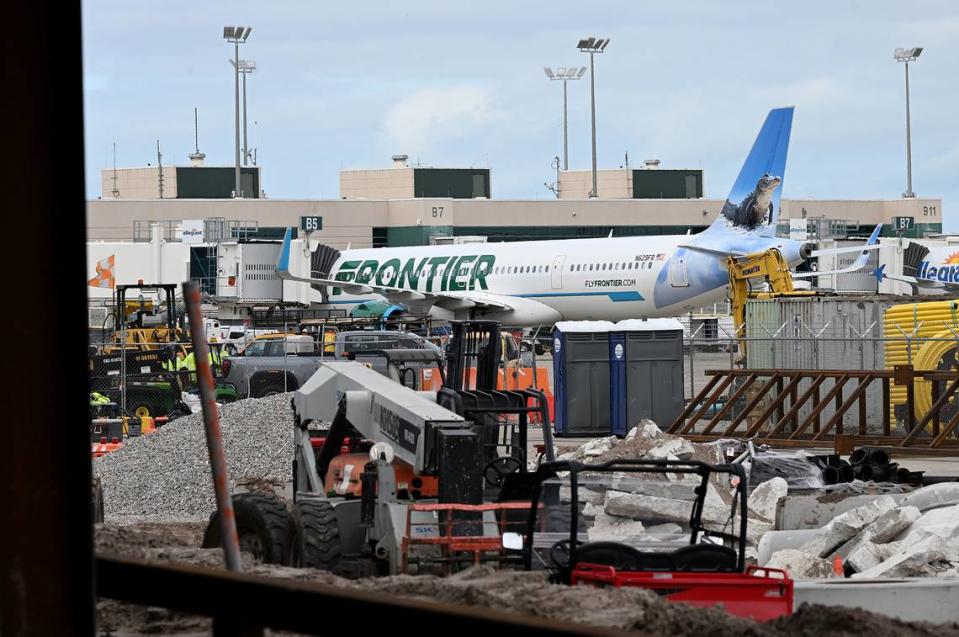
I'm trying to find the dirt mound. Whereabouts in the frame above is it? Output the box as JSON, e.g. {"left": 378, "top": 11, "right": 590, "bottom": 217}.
{"left": 772, "top": 603, "right": 959, "bottom": 637}
{"left": 94, "top": 523, "right": 959, "bottom": 637}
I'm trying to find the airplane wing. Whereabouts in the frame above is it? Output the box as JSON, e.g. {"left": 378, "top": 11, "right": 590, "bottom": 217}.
{"left": 794, "top": 224, "right": 882, "bottom": 279}
{"left": 677, "top": 244, "right": 746, "bottom": 258}
{"left": 276, "top": 228, "right": 515, "bottom": 312}
{"left": 808, "top": 224, "right": 883, "bottom": 258}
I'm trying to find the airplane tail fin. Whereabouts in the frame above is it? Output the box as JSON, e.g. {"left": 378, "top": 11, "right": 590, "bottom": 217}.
{"left": 902, "top": 242, "right": 930, "bottom": 278}
{"left": 711, "top": 107, "right": 794, "bottom": 237}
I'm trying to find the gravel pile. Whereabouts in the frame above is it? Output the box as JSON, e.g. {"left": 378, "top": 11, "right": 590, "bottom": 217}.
{"left": 95, "top": 393, "right": 295, "bottom": 523}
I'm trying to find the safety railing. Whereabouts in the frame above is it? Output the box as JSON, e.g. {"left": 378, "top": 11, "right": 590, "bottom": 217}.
{"left": 400, "top": 501, "right": 532, "bottom": 574}
{"left": 668, "top": 366, "right": 959, "bottom": 451}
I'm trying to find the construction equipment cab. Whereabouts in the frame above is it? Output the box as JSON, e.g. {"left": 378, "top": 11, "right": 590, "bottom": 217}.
{"left": 726, "top": 248, "right": 816, "bottom": 361}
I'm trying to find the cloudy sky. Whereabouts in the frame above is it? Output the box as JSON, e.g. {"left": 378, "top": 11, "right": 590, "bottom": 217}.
{"left": 83, "top": 1, "right": 957, "bottom": 227}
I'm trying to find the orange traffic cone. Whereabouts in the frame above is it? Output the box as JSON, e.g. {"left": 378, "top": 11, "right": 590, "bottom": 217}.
{"left": 832, "top": 555, "right": 844, "bottom": 577}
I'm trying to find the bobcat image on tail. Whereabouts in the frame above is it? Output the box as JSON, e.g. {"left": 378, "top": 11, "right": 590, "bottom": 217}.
{"left": 721, "top": 174, "right": 781, "bottom": 228}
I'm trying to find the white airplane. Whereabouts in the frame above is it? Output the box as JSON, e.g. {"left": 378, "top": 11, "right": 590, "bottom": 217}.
{"left": 874, "top": 242, "right": 959, "bottom": 292}
{"left": 277, "top": 107, "right": 877, "bottom": 326}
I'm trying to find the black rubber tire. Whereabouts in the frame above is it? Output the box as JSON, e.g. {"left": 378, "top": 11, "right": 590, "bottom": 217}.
{"left": 91, "top": 476, "right": 105, "bottom": 524}
{"left": 202, "top": 492, "right": 290, "bottom": 564}
{"left": 283, "top": 499, "right": 342, "bottom": 571}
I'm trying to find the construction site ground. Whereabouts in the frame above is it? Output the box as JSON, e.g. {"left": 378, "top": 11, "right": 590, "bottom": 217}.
{"left": 95, "top": 521, "right": 959, "bottom": 637}
{"left": 92, "top": 364, "right": 959, "bottom": 635}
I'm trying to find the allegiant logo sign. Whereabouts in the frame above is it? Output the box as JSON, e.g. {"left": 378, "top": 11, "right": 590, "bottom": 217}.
{"left": 335, "top": 255, "right": 496, "bottom": 292}
{"left": 917, "top": 261, "right": 959, "bottom": 283}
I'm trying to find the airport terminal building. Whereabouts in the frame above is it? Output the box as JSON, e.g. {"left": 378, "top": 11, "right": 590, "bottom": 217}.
{"left": 90, "top": 157, "right": 942, "bottom": 247}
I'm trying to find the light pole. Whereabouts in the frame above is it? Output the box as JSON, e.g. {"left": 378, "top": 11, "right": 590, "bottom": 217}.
{"left": 577, "top": 37, "right": 609, "bottom": 198}
{"left": 223, "top": 26, "right": 252, "bottom": 197}
{"left": 544, "top": 67, "right": 586, "bottom": 171}
{"left": 894, "top": 47, "right": 922, "bottom": 198}
{"left": 231, "top": 59, "right": 256, "bottom": 166}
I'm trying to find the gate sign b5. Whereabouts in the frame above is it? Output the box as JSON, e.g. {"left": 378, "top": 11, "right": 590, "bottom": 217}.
{"left": 300, "top": 216, "right": 323, "bottom": 232}
{"left": 892, "top": 216, "right": 914, "bottom": 231}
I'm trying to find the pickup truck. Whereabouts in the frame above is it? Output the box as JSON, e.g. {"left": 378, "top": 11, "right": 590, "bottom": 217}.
{"left": 221, "top": 332, "right": 442, "bottom": 398}
{"left": 219, "top": 335, "right": 322, "bottom": 398}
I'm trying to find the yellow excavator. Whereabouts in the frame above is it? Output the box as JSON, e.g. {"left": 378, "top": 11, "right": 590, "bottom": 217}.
{"left": 726, "top": 248, "right": 816, "bottom": 363}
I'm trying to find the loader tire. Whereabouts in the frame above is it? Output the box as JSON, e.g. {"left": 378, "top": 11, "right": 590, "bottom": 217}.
{"left": 202, "top": 492, "right": 289, "bottom": 564}
{"left": 284, "top": 499, "right": 341, "bottom": 571}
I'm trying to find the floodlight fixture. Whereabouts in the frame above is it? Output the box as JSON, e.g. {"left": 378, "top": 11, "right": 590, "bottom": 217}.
{"left": 894, "top": 47, "right": 923, "bottom": 62}
{"left": 544, "top": 67, "right": 554, "bottom": 79}
{"left": 577, "top": 37, "right": 609, "bottom": 53}
{"left": 224, "top": 25, "right": 252, "bottom": 43}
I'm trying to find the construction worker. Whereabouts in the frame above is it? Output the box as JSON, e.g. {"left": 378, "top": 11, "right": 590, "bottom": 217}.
{"left": 162, "top": 348, "right": 183, "bottom": 372}
{"left": 182, "top": 338, "right": 221, "bottom": 382}
{"left": 208, "top": 337, "right": 222, "bottom": 375}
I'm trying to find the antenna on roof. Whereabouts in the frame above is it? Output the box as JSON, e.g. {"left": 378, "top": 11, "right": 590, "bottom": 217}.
{"left": 156, "top": 140, "right": 164, "bottom": 199}
{"left": 111, "top": 142, "right": 120, "bottom": 198}
{"left": 188, "top": 107, "right": 206, "bottom": 166}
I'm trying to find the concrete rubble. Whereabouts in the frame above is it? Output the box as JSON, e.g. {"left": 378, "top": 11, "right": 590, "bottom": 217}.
{"left": 560, "top": 424, "right": 959, "bottom": 583}
{"left": 851, "top": 504, "right": 959, "bottom": 578}
{"left": 766, "top": 549, "right": 835, "bottom": 579}
{"left": 798, "top": 496, "right": 897, "bottom": 558}
{"left": 838, "top": 506, "right": 921, "bottom": 572}
{"left": 558, "top": 421, "right": 777, "bottom": 548}
{"left": 748, "top": 477, "right": 788, "bottom": 523}
{"left": 759, "top": 489, "right": 959, "bottom": 580}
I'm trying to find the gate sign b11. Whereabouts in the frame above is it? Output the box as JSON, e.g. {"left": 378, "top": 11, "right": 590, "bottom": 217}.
{"left": 300, "top": 216, "right": 323, "bottom": 232}
{"left": 892, "top": 216, "right": 914, "bottom": 231}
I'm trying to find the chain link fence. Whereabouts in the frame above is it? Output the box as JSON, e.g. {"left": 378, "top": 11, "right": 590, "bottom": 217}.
{"left": 89, "top": 341, "right": 222, "bottom": 421}
{"left": 88, "top": 330, "right": 452, "bottom": 419}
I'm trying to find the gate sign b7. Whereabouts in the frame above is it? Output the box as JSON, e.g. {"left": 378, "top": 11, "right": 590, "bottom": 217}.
{"left": 892, "top": 216, "right": 914, "bottom": 231}
{"left": 300, "top": 216, "right": 323, "bottom": 232}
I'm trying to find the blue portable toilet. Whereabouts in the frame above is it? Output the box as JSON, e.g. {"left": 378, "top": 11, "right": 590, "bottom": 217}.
{"left": 552, "top": 321, "right": 615, "bottom": 436}
{"left": 608, "top": 330, "right": 628, "bottom": 436}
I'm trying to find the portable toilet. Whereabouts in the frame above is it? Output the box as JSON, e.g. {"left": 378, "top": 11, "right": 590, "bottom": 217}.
{"left": 552, "top": 321, "right": 615, "bottom": 436}
{"left": 615, "top": 319, "right": 685, "bottom": 431}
